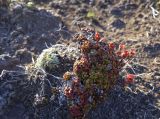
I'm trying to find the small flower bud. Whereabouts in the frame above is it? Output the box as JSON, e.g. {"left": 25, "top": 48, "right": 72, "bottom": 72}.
{"left": 94, "top": 32, "right": 101, "bottom": 41}
{"left": 125, "top": 74, "right": 135, "bottom": 84}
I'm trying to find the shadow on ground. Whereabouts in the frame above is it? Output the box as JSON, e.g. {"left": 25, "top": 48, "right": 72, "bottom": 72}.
{"left": 0, "top": 70, "right": 159, "bottom": 119}
{"left": 87, "top": 84, "right": 160, "bottom": 119}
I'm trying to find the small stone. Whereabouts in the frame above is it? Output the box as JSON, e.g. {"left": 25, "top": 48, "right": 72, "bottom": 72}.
{"left": 143, "top": 43, "right": 160, "bottom": 57}
{"left": 112, "top": 19, "right": 126, "bottom": 29}
{"left": 125, "top": 4, "right": 138, "bottom": 10}
{"left": 111, "top": 8, "right": 124, "bottom": 17}
{"left": 13, "top": 4, "right": 23, "bottom": 13}
{"left": 15, "top": 49, "right": 33, "bottom": 64}
{"left": 10, "top": 31, "right": 19, "bottom": 38}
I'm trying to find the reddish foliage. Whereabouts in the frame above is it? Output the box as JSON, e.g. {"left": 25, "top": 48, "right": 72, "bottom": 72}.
{"left": 94, "top": 32, "right": 101, "bottom": 41}
{"left": 129, "top": 49, "right": 136, "bottom": 56}
{"left": 69, "top": 105, "right": 83, "bottom": 118}
{"left": 62, "top": 28, "right": 136, "bottom": 119}
{"left": 125, "top": 74, "right": 135, "bottom": 84}
{"left": 109, "top": 42, "right": 115, "bottom": 50}
{"left": 122, "top": 50, "right": 129, "bottom": 58}
{"left": 119, "top": 44, "right": 125, "bottom": 50}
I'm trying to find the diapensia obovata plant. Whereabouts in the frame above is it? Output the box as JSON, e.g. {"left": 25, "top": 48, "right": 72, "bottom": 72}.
{"left": 33, "top": 27, "right": 136, "bottom": 118}
{"left": 62, "top": 27, "right": 136, "bottom": 118}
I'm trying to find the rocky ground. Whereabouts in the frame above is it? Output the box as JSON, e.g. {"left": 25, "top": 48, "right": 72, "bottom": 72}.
{"left": 0, "top": 0, "right": 160, "bottom": 119}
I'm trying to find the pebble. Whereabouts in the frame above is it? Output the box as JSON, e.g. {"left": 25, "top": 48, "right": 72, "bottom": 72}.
{"left": 111, "top": 8, "right": 124, "bottom": 17}
{"left": 112, "top": 19, "right": 126, "bottom": 29}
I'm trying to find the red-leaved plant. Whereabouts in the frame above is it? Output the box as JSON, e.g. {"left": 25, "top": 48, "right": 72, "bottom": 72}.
{"left": 62, "top": 27, "right": 136, "bottom": 118}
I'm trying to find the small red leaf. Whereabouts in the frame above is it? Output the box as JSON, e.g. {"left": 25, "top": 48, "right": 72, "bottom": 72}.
{"left": 109, "top": 42, "right": 115, "bottom": 50}
{"left": 119, "top": 44, "right": 125, "bottom": 50}
{"left": 125, "top": 74, "right": 135, "bottom": 84}
{"left": 94, "top": 32, "right": 101, "bottom": 41}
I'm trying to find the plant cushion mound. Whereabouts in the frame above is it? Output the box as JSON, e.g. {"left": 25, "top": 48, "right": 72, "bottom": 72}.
{"left": 62, "top": 28, "right": 135, "bottom": 118}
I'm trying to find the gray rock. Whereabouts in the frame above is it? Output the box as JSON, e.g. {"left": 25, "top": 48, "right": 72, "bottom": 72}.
{"left": 144, "top": 43, "right": 160, "bottom": 57}
{"left": 112, "top": 19, "right": 126, "bottom": 29}
{"left": 0, "top": 54, "right": 19, "bottom": 72}
{"left": 111, "top": 8, "right": 124, "bottom": 17}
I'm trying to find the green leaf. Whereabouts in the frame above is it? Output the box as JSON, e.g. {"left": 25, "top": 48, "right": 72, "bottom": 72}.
{"left": 87, "top": 10, "right": 95, "bottom": 18}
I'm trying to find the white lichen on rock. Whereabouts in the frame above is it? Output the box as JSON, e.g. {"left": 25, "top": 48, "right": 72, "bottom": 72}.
{"left": 35, "top": 43, "right": 80, "bottom": 71}
{"left": 35, "top": 48, "right": 60, "bottom": 70}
